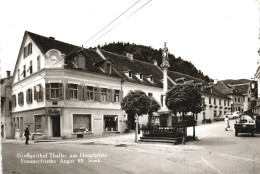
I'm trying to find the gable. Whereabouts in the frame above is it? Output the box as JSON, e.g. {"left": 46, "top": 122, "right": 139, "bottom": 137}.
{"left": 12, "top": 32, "right": 44, "bottom": 84}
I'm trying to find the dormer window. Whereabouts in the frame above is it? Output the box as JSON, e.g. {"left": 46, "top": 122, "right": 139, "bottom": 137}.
{"left": 136, "top": 73, "right": 143, "bottom": 81}
{"left": 124, "top": 70, "right": 132, "bottom": 78}
{"left": 175, "top": 77, "right": 185, "bottom": 84}
{"left": 146, "top": 75, "right": 153, "bottom": 82}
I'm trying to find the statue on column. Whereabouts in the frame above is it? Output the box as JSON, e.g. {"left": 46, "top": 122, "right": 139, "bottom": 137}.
{"left": 161, "top": 42, "right": 170, "bottom": 68}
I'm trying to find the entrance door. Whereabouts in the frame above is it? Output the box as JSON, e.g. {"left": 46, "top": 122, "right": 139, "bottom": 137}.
{"left": 52, "top": 117, "right": 60, "bottom": 137}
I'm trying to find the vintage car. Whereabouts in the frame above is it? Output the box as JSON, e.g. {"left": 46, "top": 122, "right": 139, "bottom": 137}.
{"left": 213, "top": 115, "right": 225, "bottom": 121}
{"left": 234, "top": 115, "right": 256, "bottom": 137}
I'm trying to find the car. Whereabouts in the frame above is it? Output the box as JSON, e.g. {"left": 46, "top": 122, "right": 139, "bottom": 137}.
{"left": 214, "top": 115, "right": 225, "bottom": 121}
{"left": 232, "top": 111, "right": 241, "bottom": 118}
{"left": 234, "top": 115, "right": 256, "bottom": 136}
{"left": 224, "top": 113, "right": 235, "bottom": 119}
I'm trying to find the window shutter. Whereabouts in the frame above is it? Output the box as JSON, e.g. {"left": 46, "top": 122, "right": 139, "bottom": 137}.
{"left": 26, "top": 90, "right": 29, "bottom": 103}
{"left": 34, "top": 86, "right": 37, "bottom": 100}
{"left": 59, "top": 83, "right": 63, "bottom": 99}
{"left": 45, "top": 83, "right": 50, "bottom": 100}
{"left": 21, "top": 92, "right": 24, "bottom": 105}
{"left": 39, "top": 84, "right": 43, "bottom": 101}
{"left": 107, "top": 89, "right": 111, "bottom": 102}
{"left": 97, "top": 88, "right": 101, "bottom": 102}
{"left": 111, "top": 89, "right": 115, "bottom": 103}
{"left": 83, "top": 86, "right": 87, "bottom": 100}
{"left": 67, "top": 84, "right": 71, "bottom": 99}
{"left": 119, "top": 90, "right": 123, "bottom": 102}
{"left": 78, "top": 85, "right": 83, "bottom": 100}
{"left": 94, "top": 87, "right": 98, "bottom": 101}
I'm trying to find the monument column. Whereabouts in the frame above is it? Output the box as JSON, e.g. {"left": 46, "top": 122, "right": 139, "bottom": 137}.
{"left": 158, "top": 42, "right": 172, "bottom": 127}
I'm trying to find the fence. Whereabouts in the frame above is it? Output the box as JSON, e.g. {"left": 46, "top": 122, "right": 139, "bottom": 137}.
{"left": 142, "top": 124, "right": 186, "bottom": 137}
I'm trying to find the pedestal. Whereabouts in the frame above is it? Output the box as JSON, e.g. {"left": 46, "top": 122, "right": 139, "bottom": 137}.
{"left": 157, "top": 109, "right": 172, "bottom": 127}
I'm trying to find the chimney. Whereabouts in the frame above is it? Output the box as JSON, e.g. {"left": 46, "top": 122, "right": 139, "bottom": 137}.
{"left": 214, "top": 79, "right": 218, "bottom": 84}
{"left": 126, "top": 53, "right": 133, "bottom": 61}
{"left": 6, "top": 71, "right": 11, "bottom": 78}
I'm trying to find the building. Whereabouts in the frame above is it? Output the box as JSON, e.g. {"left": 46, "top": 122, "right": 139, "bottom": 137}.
{"left": 1, "top": 71, "right": 13, "bottom": 139}
{"left": 10, "top": 31, "right": 230, "bottom": 139}
{"left": 214, "top": 80, "right": 255, "bottom": 113}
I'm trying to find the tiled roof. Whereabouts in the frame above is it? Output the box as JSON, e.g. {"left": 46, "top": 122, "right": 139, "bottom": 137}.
{"left": 214, "top": 81, "right": 243, "bottom": 96}
{"left": 231, "top": 84, "right": 250, "bottom": 95}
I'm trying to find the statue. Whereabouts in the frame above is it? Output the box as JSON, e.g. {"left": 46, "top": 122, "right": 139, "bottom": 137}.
{"left": 161, "top": 42, "right": 170, "bottom": 68}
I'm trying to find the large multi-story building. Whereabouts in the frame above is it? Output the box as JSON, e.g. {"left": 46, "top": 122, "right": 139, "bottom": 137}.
{"left": 9, "top": 31, "right": 231, "bottom": 139}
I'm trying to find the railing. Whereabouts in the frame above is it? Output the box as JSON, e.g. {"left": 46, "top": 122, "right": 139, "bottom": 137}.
{"left": 141, "top": 124, "right": 186, "bottom": 137}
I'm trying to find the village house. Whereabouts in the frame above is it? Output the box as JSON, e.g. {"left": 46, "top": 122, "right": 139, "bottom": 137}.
{"left": 9, "top": 31, "right": 231, "bottom": 139}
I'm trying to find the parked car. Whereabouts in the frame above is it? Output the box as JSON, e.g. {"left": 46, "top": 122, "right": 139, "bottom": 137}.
{"left": 232, "top": 111, "right": 241, "bottom": 118}
{"left": 234, "top": 115, "right": 256, "bottom": 136}
{"left": 224, "top": 113, "right": 235, "bottom": 119}
{"left": 214, "top": 115, "right": 225, "bottom": 121}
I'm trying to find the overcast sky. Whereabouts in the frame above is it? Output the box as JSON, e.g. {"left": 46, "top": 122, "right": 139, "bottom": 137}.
{"left": 0, "top": 0, "right": 259, "bottom": 80}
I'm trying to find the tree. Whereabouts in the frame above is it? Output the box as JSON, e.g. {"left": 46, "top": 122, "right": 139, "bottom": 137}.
{"left": 121, "top": 90, "right": 151, "bottom": 142}
{"left": 147, "top": 97, "right": 161, "bottom": 123}
{"left": 166, "top": 84, "right": 203, "bottom": 144}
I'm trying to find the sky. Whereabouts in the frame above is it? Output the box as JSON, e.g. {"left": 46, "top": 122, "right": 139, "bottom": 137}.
{"left": 0, "top": 0, "right": 259, "bottom": 81}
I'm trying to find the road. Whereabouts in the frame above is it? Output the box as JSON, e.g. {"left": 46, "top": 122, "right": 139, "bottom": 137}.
{"left": 2, "top": 119, "right": 260, "bottom": 174}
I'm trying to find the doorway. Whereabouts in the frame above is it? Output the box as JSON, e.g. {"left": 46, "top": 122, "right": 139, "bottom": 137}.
{"left": 52, "top": 117, "right": 60, "bottom": 137}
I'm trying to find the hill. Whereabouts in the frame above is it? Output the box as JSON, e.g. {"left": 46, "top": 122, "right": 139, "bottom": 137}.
{"left": 99, "top": 42, "right": 212, "bottom": 82}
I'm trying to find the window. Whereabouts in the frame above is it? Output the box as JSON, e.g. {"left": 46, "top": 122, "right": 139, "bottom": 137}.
{"left": 148, "top": 93, "right": 153, "bottom": 97}
{"left": 73, "top": 114, "right": 91, "bottom": 133}
{"left": 104, "top": 115, "right": 118, "bottom": 132}
{"left": 147, "top": 75, "right": 153, "bottom": 82}
{"left": 34, "top": 115, "right": 42, "bottom": 133}
{"left": 86, "top": 86, "right": 94, "bottom": 101}
{"left": 224, "top": 100, "right": 226, "bottom": 106}
{"left": 105, "top": 63, "right": 112, "bottom": 74}
{"left": 219, "top": 111, "right": 222, "bottom": 116}
{"left": 238, "top": 98, "right": 240, "bottom": 102}
{"left": 51, "top": 83, "right": 60, "bottom": 99}
{"left": 9, "top": 101, "right": 12, "bottom": 111}
{"left": 34, "top": 84, "right": 43, "bottom": 102}
{"left": 214, "top": 98, "right": 216, "bottom": 105}
{"left": 235, "top": 97, "right": 237, "bottom": 102}
{"left": 45, "top": 83, "right": 63, "bottom": 100}
{"left": 124, "top": 70, "right": 132, "bottom": 78}
{"left": 12, "top": 95, "right": 16, "bottom": 108}
{"left": 214, "top": 110, "right": 217, "bottom": 117}
{"left": 228, "top": 100, "right": 230, "bottom": 106}
{"left": 18, "top": 92, "right": 24, "bottom": 106}
{"left": 209, "top": 97, "right": 211, "bottom": 104}
{"left": 37, "top": 56, "right": 41, "bottom": 70}
{"left": 101, "top": 88, "right": 108, "bottom": 102}
{"left": 26, "top": 88, "right": 33, "bottom": 104}
{"left": 23, "top": 43, "right": 32, "bottom": 58}
{"left": 136, "top": 73, "right": 143, "bottom": 80}
{"left": 68, "top": 84, "right": 78, "bottom": 99}
{"left": 22, "top": 65, "right": 26, "bottom": 78}
{"left": 114, "top": 90, "right": 120, "bottom": 102}
{"left": 28, "top": 60, "right": 33, "bottom": 74}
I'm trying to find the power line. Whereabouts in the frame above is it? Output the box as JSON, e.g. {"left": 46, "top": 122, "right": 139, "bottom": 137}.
{"left": 82, "top": 0, "right": 141, "bottom": 46}
{"left": 94, "top": 0, "right": 152, "bottom": 42}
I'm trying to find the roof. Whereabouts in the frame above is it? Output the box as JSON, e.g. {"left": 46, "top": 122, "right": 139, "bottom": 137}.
{"left": 230, "top": 84, "right": 250, "bottom": 95}
{"left": 26, "top": 31, "right": 229, "bottom": 99}
{"left": 214, "top": 81, "right": 243, "bottom": 96}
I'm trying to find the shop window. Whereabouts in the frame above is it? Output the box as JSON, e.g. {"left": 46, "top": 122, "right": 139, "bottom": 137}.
{"left": 73, "top": 114, "right": 91, "bottom": 133}
{"left": 104, "top": 115, "right": 118, "bottom": 132}
{"left": 26, "top": 88, "right": 33, "bottom": 104}
{"left": 34, "top": 115, "right": 42, "bottom": 133}
{"left": 101, "top": 88, "right": 108, "bottom": 102}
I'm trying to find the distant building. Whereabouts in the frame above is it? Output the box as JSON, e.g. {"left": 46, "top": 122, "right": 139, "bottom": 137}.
{"left": 1, "top": 71, "right": 13, "bottom": 139}
{"left": 9, "top": 31, "right": 230, "bottom": 139}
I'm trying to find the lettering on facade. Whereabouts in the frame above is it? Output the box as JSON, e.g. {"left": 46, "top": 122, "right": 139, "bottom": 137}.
{"left": 46, "top": 108, "right": 61, "bottom": 116}
{"left": 94, "top": 118, "right": 101, "bottom": 120}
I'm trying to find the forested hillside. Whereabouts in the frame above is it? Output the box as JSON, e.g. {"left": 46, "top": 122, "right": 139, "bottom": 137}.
{"left": 99, "top": 42, "right": 212, "bottom": 82}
